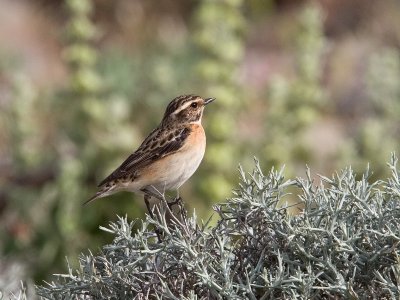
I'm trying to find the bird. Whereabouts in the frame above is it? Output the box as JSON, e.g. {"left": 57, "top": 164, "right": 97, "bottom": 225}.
{"left": 85, "top": 94, "right": 215, "bottom": 215}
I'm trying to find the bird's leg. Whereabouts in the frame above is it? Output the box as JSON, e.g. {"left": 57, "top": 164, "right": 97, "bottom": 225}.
{"left": 176, "top": 196, "right": 188, "bottom": 225}
{"left": 144, "top": 193, "right": 155, "bottom": 219}
{"left": 141, "top": 186, "right": 167, "bottom": 222}
{"left": 143, "top": 193, "right": 162, "bottom": 243}
{"left": 167, "top": 188, "right": 181, "bottom": 209}
{"left": 142, "top": 187, "right": 164, "bottom": 201}
{"left": 166, "top": 189, "right": 188, "bottom": 225}
{"left": 167, "top": 196, "right": 181, "bottom": 210}
{"left": 143, "top": 187, "right": 186, "bottom": 233}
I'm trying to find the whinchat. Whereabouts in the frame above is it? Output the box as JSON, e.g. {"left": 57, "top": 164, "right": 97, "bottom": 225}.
{"left": 86, "top": 94, "right": 214, "bottom": 212}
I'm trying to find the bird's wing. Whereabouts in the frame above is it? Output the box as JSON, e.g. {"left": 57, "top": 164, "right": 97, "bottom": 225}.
{"left": 98, "top": 126, "right": 191, "bottom": 187}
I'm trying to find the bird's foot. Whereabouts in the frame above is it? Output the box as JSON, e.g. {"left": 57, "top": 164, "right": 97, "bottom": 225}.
{"left": 167, "top": 196, "right": 182, "bottom": 209}
{"left": 168, "top": 196, "right": 188, "bottom": 224}
{"left": 143, "top": 193, "right": 163, "bottom": 243}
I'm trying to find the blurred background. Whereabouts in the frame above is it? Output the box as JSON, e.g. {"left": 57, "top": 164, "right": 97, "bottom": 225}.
{"left": 1, "top": 0, "right": 400, "bottom": 292}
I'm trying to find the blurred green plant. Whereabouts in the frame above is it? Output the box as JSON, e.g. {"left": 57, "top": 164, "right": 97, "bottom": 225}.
{"left": 56, "top": 0, "right": 100, "bottom": 254}
{"left": 192, "top": 0, "right": 246, "bottom": 203}
{"left": 340, "top": 47, "right": 400, "bottom": 177}
{"left": 263, "top": 4, "right": 326, "bottom": 173}
{"left": 0, "top": 0, "right": 116, "bottom": 282}
{"left": 1, "top": 73, "right": 60, "bottom": 281}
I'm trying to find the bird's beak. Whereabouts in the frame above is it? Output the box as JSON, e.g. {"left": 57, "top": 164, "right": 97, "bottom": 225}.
{"left": 204, "top": 97, "right": 215, "bottom": 105}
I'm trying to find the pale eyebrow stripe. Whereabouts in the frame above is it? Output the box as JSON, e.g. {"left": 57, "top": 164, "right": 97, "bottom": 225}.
{"left": 173, "top": 100, "right": 197, "bottom": 114}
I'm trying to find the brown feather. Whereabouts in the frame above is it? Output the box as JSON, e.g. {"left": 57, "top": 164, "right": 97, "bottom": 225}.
{"left": 97, "top": 126, "right": 191, "bottom": 187}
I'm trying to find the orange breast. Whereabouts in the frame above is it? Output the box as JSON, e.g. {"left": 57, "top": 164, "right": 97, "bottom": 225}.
{"left": 181, "top": 124, "right": 205, "bottom": 151}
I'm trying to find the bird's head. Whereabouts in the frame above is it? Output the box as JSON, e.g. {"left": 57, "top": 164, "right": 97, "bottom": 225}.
{"left": 162, "top": 94, "right": 215, "bottom": 126}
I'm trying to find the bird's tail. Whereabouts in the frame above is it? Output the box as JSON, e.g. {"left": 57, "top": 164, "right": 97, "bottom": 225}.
{"left": 84, "top": 184, "right": 116, "bottom": 206}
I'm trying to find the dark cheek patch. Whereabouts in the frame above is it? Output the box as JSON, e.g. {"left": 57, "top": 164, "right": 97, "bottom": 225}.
{"left": 177, "top": 110, "right": 188, "bottom": 120}
{"left": 177, "top": 109, "right": 201, "bottom": 122}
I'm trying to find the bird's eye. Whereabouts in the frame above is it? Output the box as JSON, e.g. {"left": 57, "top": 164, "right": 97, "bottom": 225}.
{"left": 191, "top": 102, "right": 198, "bottom": 108}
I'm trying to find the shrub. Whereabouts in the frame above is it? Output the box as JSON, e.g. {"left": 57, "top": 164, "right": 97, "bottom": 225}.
{"left": 37, "top": 155, "right": 400, "bottom": 299}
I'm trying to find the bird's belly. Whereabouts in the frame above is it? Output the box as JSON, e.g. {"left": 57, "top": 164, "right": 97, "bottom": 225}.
{"left": 159, "top": 145, "right": 205, "bottom": 190}
{"left": 139, "top": 125, "right": 206, "bottom": 192}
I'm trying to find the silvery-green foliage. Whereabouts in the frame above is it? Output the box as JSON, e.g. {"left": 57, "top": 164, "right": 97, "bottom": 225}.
{"left": 0, "top": 281, "right": 30, "bottom": 300}
{"left": 37, "top": 156, "right": 400, "bottom": 299}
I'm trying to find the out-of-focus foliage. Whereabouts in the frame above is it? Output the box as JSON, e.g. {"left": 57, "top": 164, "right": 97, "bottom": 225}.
{"left": 1, "top": 0, "right": 107, "bottom": 282}
{"left": 1, "top": 67, "right": 61, "bottom": 281}
{"left": 56, "top": 0, "right": 100, "bottom": 263}
{"left": 1, "top": 0, "right": 400, "bottom": 288}
{"left": 36, "top": 156, "right": 400, "bottom": 299}
{"left": 192, "top": 0, "right": 246, "bottom": 203}
{"left": 339, "top": 47, "right": 400, "bottom": 177}
{"left": 263, "top": 4, "right": 325, "bottom": 172}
